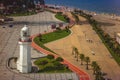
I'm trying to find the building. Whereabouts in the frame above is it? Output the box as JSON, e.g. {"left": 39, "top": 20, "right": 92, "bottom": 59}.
{"left": 17, "top": 25, "right": 32, "bottom": 73}
{"left": 35, "top": 0, "right": 45, "bottom": 12}
{"left": 116, "top": 33, "right": 120, "bottom": 44}
{"left": 0, "top": 3, "right": 5, "bottom": 9}
{"left": 0, "top": 3, "right": 5, "bottom": 14}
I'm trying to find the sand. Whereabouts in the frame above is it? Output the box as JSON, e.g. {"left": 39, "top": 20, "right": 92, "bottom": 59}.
{"left": 45, "top": 15, "right": 120, "bottom": 80}
{"left": 92, "top": 13, "right": 120, "bottom": 38}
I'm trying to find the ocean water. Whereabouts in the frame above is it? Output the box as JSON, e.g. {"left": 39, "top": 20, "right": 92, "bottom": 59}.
{"left": 45, "top": 0, "right": 120, "bottom": 15}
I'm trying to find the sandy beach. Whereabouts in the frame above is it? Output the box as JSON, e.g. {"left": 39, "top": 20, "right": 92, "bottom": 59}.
{"left": 45, "top": 15, "right": 120, "bottom": 80}
{"left": 44, "top": 6, "right": 120, "bottom": 80}
{"left": 92, "top": 13, "right": 120, "bottom": 38}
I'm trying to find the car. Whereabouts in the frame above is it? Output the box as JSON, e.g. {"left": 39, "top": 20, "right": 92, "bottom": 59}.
{"left": 9, "top": 24, "right": 13, "bottom": 28}
{"left": 5, "top": 18, "right": 13, "bottom": 21}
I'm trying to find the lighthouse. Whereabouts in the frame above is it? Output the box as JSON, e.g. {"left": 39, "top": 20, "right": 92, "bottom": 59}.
{"left": 17, "top": 25, "right": 32, "bottom": 73}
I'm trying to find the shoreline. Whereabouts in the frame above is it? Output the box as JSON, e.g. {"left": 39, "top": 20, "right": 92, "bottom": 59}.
{"left": 46, "top": 4, "right": 120, "bottom": 21}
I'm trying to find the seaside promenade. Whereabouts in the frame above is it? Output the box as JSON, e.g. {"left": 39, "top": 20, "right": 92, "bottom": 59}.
{"left": 0, "top": 11, "right": 79, "bottom": 80}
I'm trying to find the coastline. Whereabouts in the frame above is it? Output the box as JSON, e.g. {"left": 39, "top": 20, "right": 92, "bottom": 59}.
{"left": 46, "top": 4, "right": 120, "bottom": 21}
{"left": 46, "top": 4, "right": 120, "bottom": 38}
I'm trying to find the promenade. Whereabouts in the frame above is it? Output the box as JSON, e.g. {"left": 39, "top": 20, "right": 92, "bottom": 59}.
{"left": 0, "top": 11, "right": 79, "bottom": 80}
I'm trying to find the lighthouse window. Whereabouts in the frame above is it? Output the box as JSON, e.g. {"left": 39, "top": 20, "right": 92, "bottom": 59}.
{"left": 23, "top": 31, "right": 27, "bottom": 36}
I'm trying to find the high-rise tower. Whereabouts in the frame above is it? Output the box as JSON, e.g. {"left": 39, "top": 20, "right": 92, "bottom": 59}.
{"left": 17, "top": 25, "right": 31, "bottom": 73}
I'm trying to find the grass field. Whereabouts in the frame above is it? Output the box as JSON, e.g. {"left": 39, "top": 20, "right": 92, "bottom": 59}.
{"left": 34, "top": 29, "right": 71, "bottom": 53}
{"left": 55, "top": 13, "right": 68, "bottom": 22}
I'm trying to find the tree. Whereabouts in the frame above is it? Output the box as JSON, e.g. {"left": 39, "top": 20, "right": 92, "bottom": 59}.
{"left": 56, "top": 57, "right": 64, "bottom": 62}
{"left": 91, "top": 61, "right": 98, "bottom": 74}
{"left": 94, "top": 66, "right": 103, "bottom": 80}
{"left": 74, "top": 47, "right": 77, "bottom": 58}
{"left": 72, "top": 46, "right": 76, "bottom": 55}
{"left": 79, "top": 54, "right": 85, "bottom": 65}
{"left": 47, "top": 54, "right": 54, "bottom": 59}
{"left": 92, "top": 63, "right": 104, "bottom": 80}
{"left": 0, "top": 0, "right": 36, "bottom": 14}
{"left": 38, "top": 33, "right": 42, "bottom": 41}
{"left": 71, "top": 12, "right": 79, "bottom": 24}
{"left": 72, "top": 47, "right": 79, "bottom": 61}
{"left": 74, "top": 48, "right": 79, "bottom": 60}
{"left": 85, "top": 56, "right": 90, "bottom": 70}
{"left": 75, "top": 49, "right": 79, "bottom": 61}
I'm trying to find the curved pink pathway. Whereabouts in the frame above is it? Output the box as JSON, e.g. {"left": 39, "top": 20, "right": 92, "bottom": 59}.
{"left": 31, "top": 35, "right": 90, "bottom": 80}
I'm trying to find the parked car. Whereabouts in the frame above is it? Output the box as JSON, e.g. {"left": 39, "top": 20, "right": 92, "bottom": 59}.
{"left": 5, "top": 18, "right": 13, "bottom": 21}
{"left": 9, "top": 24, "right": 13, "bottom": 28}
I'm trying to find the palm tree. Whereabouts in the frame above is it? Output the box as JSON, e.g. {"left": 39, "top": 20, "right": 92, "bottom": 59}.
{"left": 72, "top": 46, "right": 76, "bottom": 55}
{"left": 74, "top": 47, "right": 78, "bottom": 58}
{"left": 91, "top": 61, "right": 98, "bottom": 74}
{"left": 85, "top": 56, "right": 90, "bottom": 70}
{"left": 72, "top": 47, "right": 79, "bottom": 61}
{"left": 91, "top": 62, "right": 104, "bottom": 80}
{"left": 95, "top": 66, "right": 102, "bottom": 80}
{"left": 75, "top": 49, "right": 79, "bottom": 61}
{"left": 79, "top": 54, "right": 85, "bottom": 65}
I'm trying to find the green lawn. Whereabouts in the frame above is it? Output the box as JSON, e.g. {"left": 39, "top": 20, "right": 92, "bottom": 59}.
{"left": 55, "top": 13, "right": 68, "bottom": 22}
{"left": 34, "top": 55, "right": 71, "bottom": 73}
{"left": 34, "top": 29, "right": 71, "bottom": 54}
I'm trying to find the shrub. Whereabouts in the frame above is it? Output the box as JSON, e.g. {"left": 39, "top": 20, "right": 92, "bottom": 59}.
{"left": 55, "top": 13, "right": 69, "bottom": 22}
{"left": 47, "top": 54, "right": 54, "bottom": 59}
{"left": 56, "top": 57, "right": 64, "bottom": 62}
{"left": 44, "top": 63, "right": 54, "bottom": 71}
{"left": 53, "top": 61, "right": 64, "bottom": 70}
{"left": 39, "top": 60, "right": 48, "bottom": 65}
{"left": 57, "top": 12, "right": 62, "bottom": 15}
{"left": 34, "top": 58, "right": 48, "bottom": 65}
{"left": 53, "top": 61, "right": 61, "bottom": 66}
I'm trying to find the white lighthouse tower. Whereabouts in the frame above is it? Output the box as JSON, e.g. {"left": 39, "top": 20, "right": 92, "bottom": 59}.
{"left": 17, "top": 25, "right": 32, "bottom": 73}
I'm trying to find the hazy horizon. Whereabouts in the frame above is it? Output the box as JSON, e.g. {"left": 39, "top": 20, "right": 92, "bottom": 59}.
{"left": 45, "top": 0, "right": 120, "bottom": 15}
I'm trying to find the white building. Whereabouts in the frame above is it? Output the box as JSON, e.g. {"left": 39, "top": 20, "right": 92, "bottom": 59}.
{"left": 116, "top": 33, "right": 120, "bottom": 44}
{"left": 17, "top": 25, "right": 32, "bottom": 73}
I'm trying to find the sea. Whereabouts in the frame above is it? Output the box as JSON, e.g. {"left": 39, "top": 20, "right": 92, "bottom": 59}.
{"left": 44, "top": 0, "right": 120, "bottom": 15}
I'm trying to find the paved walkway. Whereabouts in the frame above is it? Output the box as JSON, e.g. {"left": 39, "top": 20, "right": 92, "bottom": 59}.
{"left": 0, "top": 11, "right": 79, "bottom": 80}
